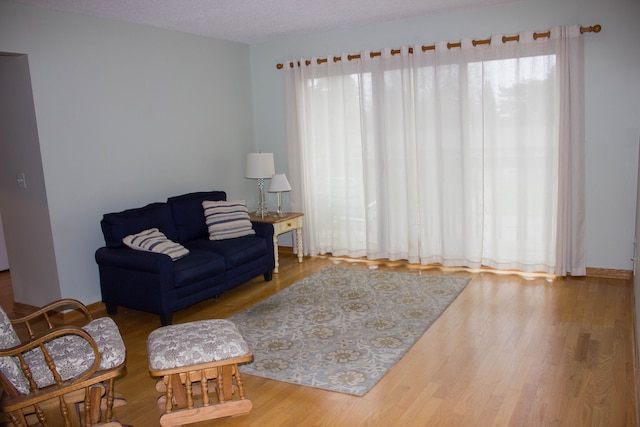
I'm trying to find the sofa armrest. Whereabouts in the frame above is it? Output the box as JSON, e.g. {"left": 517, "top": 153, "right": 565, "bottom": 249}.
{"left": 251, "top": 221, "right": 275, "bottom": 240}
{"left": 95, "top": 247, "right": 174, "bottom": 275}
{"left": 251, "top": 222, "right": 275, "bottom": 270}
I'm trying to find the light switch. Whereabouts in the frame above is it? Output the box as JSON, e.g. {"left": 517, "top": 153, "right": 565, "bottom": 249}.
{"left": 16, "top": 173, "right": 27, "bottom": 189}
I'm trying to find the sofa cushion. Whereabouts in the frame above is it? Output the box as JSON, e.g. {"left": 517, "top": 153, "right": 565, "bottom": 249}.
{"left": 172, "top": 249, "right": 226, "bottom": 288}
{"left": 101, "top": 203, "right": 177, "bottom": 249}
{"left": 186, "top": 235, "right": 267, "bottom": 270}
{"left": 168, "top": 191, "right": 226, "bottom": 243}
{"left": 123, "top": 228, "right": 190, "bottom": 261}
{"left": 203, "top": 200, "right": 255, "bottom": 241}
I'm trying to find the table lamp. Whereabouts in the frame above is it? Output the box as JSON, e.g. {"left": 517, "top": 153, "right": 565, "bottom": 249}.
{"left": 268, "top": 173, "right": 292, "bottom": 217}
{"left": 245, "top": 152, "right": 275, "bottom": 217}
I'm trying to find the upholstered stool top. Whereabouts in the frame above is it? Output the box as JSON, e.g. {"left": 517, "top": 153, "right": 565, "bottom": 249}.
{"left": 147, "top": 319, "right": 250, "bottom": 371}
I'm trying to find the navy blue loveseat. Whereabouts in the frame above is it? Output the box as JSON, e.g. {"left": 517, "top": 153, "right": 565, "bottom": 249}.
{"left": 95, "top": 191, "right": 274, "bottom": 325}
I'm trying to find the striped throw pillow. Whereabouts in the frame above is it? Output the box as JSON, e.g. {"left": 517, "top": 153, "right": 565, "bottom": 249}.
{"left": 122, "top": 228, "right": 190, "bottom": 261}
{"left": 203, "top": 200, "right": 255, "bottom": 241}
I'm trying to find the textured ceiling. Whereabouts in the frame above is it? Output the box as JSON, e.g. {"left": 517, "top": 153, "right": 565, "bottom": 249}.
{"left": 14, "top": 0, "right": 520, "bottom": 44}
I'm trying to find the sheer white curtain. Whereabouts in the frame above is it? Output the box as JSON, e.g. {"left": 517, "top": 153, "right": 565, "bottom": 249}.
{"left": 285, "top": 25, "right": 585, "bottom": 275}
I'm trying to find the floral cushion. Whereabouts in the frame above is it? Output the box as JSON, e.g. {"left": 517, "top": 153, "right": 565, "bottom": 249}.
{"left": 0, "top": 307, "right": 29, "bottom": 393}
{"left": 0, "top": 313, "right": 126, "bottom": 395}
{"left": 0, "top": 307, "right": 20, "bottom": 348}
{"left": 147, "top": 319, "right": 250, "bottom": 371}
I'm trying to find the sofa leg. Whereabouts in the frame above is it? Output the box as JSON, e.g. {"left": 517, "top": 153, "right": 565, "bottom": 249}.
{"left": 264, "top": 270, "right": 273, "bottom": 282}
{"left": 160, "top": 313, "right": 173, "bottom": 326}
{"left": 105, "top": 303, "right": 118, "bottom": 315}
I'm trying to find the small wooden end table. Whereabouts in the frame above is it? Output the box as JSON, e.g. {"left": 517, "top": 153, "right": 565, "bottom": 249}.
{"left": 249, "top": 212, "right": 304, "bottom": 274}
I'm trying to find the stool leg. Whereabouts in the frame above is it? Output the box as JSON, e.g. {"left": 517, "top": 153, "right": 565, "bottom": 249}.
{"left": 215, "top": 367, "right": 225, "bottom": 403}
{"left": 234, "top": 365, "right": 247, "bottom": 400}
{"left": 200, "top": 370, "right": 210, "bottom": 406}
{"left": 164, "top": 376, "right": 173, "bottom": 414}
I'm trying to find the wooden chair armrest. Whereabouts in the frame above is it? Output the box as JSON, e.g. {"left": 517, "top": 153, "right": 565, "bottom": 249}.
{"left": 9, "top": 299, "right": 93, "bottom": 340}
{"left": 0, "top": 325, "right": 101, "bottom": 361}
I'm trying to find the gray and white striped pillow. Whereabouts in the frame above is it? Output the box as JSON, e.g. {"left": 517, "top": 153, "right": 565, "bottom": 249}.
{"left": 203, "top": 200, "right": 255, "bottom": 240}
{"left": 122, "top": 228, "right": 189, "bottom": 260}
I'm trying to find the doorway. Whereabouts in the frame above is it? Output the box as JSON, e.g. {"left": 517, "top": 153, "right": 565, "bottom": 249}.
{"left": 0, "top": 213, "right": 8, "bottom": 271}
{"left": 0, "top": 52, "right": 59, "bottom": 310}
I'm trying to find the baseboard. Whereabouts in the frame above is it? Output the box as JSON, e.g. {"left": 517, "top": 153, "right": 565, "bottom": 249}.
{"left": 634, "top": 303, "right": 640, "bottom": 427}
{"left": 284, "top": 250, "right": 633, "bottom": 280}
{"left": 585, "top": 267, "right": 633, "bottom": 280}
{"left": 12, "top": 301, "right": 108, "bottom": 323}
{"left": 279, "top": 245, "right": 295, "bottom": 254}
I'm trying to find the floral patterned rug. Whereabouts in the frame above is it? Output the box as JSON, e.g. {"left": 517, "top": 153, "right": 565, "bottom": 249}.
{"left": 228, "top": 266, "right": 470, "bottom": 395}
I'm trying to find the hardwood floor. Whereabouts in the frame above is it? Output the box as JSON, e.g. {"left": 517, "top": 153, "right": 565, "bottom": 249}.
{"left": 0, "top": 270, "right": 14, "bottom": 315}
{"left": 2, "top": 254, "right": 637, "bottom": 426}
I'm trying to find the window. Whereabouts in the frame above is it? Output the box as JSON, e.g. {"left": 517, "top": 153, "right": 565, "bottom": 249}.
{"left": 285, "top": 26, "right": 585, "bottom": 275}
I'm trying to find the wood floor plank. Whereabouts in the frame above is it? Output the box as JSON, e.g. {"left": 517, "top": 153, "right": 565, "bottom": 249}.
{"left": 1, "top": 254, "right": 636, "bottom": 426}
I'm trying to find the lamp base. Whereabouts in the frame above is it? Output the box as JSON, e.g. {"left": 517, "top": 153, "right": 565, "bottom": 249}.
{"left": 255, "top": 207, "right": 270, "bottom": 217}
{"left": 255, "top": 178, "right": 269, "bottom": 218}
{"left": 274, "top": 192, "right": 286, "bottom": 217}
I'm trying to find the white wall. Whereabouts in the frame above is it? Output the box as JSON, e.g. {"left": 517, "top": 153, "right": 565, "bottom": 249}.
{"left": 0, "top": 0, "right": 257, "bottom": 305}
{"left": 250, "top": 0, "right": 640, "bottom": 271}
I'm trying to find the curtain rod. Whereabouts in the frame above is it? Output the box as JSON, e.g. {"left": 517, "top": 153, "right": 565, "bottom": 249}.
{"left": 276, "top": 24, "right": 601, "bottom": 70}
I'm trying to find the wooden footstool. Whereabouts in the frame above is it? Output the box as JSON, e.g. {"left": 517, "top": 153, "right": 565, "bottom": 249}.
{"left": 147, "top": 319, "right": 253, "bottom": 427}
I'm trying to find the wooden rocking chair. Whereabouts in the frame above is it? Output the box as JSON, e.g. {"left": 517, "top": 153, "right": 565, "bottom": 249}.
{"left": 0, "top": 299, "right": 127, "bottom": 426}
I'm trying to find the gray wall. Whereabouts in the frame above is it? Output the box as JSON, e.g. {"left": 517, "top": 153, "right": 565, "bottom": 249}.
{"left": 0, "top": 0, "right": 257, "bottom": 306}
{"left": 250, "top": 0, "right": 640, "bottom": 272}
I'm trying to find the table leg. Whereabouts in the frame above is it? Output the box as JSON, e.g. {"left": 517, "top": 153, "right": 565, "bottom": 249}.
{"left": 296, "top": 227, "right": 303, "bottom": 263}
{"left": 273, "top": 234, "right": 279, "bottom": 273}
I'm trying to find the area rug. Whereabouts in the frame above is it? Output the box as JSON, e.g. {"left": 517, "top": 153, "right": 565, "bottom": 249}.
{"left": 228, "top": 267, "right": 470, "bottom": 395}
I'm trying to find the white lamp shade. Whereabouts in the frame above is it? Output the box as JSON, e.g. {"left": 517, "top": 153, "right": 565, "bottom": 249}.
{"left": 269, "top": 173, "right": 292, "bottom": 192}
{"left": 245, "top": 152, "right": 275, "bottom": 179}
